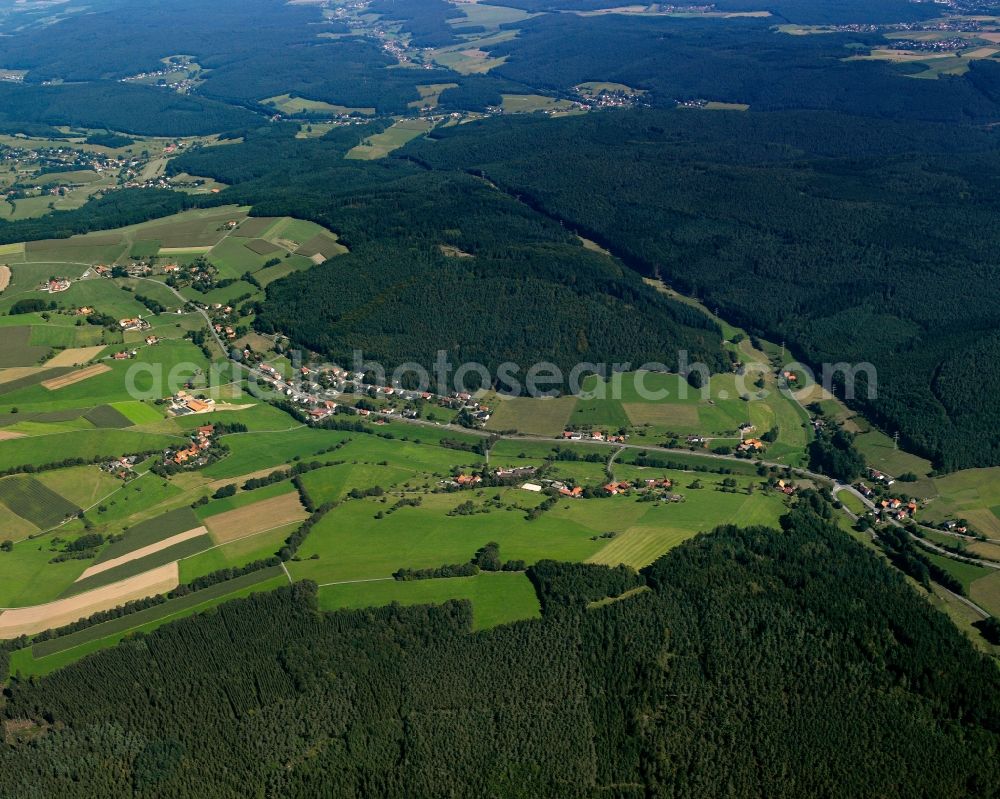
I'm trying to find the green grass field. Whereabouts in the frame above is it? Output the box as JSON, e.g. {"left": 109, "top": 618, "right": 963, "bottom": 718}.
{"left": 34, "top": 465, "right": 120, "bottom": 509}
{"left": 83, "top": 404, "right": 134, "bottom": 429}
{"left": 318, "top": 571, "right": 540, "bottom": 630}
{"left": 0, "top": 326, "right": 50, "bottom": 367}
{"left": 202, "top": 427, "right": 354, "bottom": 478}
{"left": 288, "top": 488, "right": 598, "bottom": 585}
{"left": 345, "top": 118, "right": 436, "bottom": 160}
{"left": 0, "top": 339, "right": 210, "bottom": 414}
{"left": 297, "top": 461, "right": 414, "bottom": 505}
{"left": 921, "top": 550, "right": 991, "bottom": 594}
{"left": 0, "top": 533, "right": 89, "bottom": 607}
{"left": 855, "top": 429, "right": 933, "bottom": 478}
{"left": 486, "top": 396, "right": 577, "bottom": 436}
{"left": 180, "top": 523, "right": 296, "bottom": 582}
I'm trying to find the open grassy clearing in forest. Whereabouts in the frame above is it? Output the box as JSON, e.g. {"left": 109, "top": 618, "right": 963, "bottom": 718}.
{"left": 500, "top": 94, "right": 583, "bottom": 114}
{"left": 408, "top": 82, "right": 459, "bottom": 110}
{"left": 432, "top": 37, "right": 511, "bottom": 74}
{"left": 262, "top": 94, "right": 375, "bottom": 116}
{"left": 345, "top": 118, "right": 436, "bottom": 160}
{"left": 921, "top": 466, "right": 1000, "bottom": 538}
{"left": 319, "top": 571, "right": 541, "bottom": 631}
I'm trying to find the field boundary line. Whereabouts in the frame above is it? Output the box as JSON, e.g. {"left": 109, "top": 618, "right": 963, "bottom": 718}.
{"left": 317, "top": 577, "right": 395, "bottom": 587}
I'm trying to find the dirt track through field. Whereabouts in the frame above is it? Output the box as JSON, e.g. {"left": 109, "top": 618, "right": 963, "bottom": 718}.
{"left": 75, "top": 527, "right": 207, "bottom": 581}
{"left": 0, "top": 562, "right": 179, "bottom": 637}
{"left": 205, "top": 492, "right": 307, "bottom": 543}
{"left": 45, "top": 346, "right": 107, "bottom": 368}
{"left": 42, "top": 363, "right": 110, "bottom": 390}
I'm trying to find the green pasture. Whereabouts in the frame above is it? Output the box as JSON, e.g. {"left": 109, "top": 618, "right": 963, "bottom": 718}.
{"left": 318, "top": 571, "right": 541, "bottom": 631}
{"left": 288, "top": 488, "right": 603, "bottom": 585}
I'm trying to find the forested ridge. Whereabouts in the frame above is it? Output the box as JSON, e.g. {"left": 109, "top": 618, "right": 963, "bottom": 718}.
{"left": 1, "top": 511, "right": 997, "bottom": 796}
{"left": 406, "top": 109, "right": 1000, "bottom": 470}
{"left": 168, "top": 124, "right": 728, "bottom": 386}
{"left": 484, "top": 15, "right": 1000, "bottom": 123}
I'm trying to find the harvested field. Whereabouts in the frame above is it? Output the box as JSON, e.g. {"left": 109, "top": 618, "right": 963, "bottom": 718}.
{"left": 75, "top": 526, "right": 207, "bottom": 582}
{"left": 231, "top": 217, "right": 280, "bottom": 238}
{"left": 157, "top": 246, "right": 212, "bottom": 255}
{"left": 295, "top": 234, "right": 346, "bottom": 259}
{"left": 0, "top": 431, "right": 25, "bottom": 441}
{"left": 65, "top": 535, "right": 211, "bottom": 597}
{"left": 0, "top": 562, "right": 179, "bottom": 637}
{"left": 0, "top": 326, "right": 50, "bottom": 368}
{"left": 0, "top": 367, "right": 47, "bottom": 386}
{"left": 45, "top": 346, "right": 107, "bottom": 368}
{"left": 623, "top": 402, "right": 699, "bottom": 427}
{"left": 0, "top": 265, "right": 10, "bottom": 292}
{"left": 0, "top": 367, "right": 69, "bottom": 394}
{"left": 42, "top": 363, "right": 110, "bottom": 390}
{"left": 83, "top": 404, "right": 134, "bottom": 429}
{"left": 245, "top": 238, "right": 281, "bottom": 255}
{"left": 0, "top": 475, "right": 80, "bottom": 529}
{"left": 97, "top": 506, "right": 202, "bottom": 564}
{"left": 204, "top": 492, "right": 307, "bottom": 543}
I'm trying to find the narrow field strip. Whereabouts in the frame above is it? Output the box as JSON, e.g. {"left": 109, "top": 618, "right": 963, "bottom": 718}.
{"left": 75, "top": 526, "right": 208, "bottom": 582}
{"left": 41, "top": 363, "right": 110, "bottom": 390}
{"left": 0, "top": 562, "right": 179, "bottom": 637}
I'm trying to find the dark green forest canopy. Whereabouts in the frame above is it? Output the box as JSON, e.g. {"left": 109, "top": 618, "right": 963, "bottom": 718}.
{"left": 486, "top": 0, "right": 939, "bottom": 24}
{"left": 2, "top": 514, "right": 997, "bottom": 796}
{"left": 0, "top": 82, "right": 259, "bottom": 137}
{"left": 483, "top": 15, "right": 1000, "bottom": 122}
{"left": 405, "top": 109, "right": 1000, "bottom": 470}
{"left": 168, "top": 125, "right": 728, "bottom": 386}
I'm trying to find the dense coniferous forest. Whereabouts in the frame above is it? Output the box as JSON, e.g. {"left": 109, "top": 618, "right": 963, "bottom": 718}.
{"left": 483, "top": 16, "right": 1000, "bottom": 122}
{"left": 168, "top": 124, "right": 727, "bottom": 387}
{"left": 1, "top": 510, "right": 997, "bottom": 796}
{"left": 0, "top": 83, "right": 259, "bottom": 137}
{"left": 406, "top": 110, "right": 1000, "bottom": 470}
{"left": 491, "top": 0, "right": 939, "bottom": 24}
